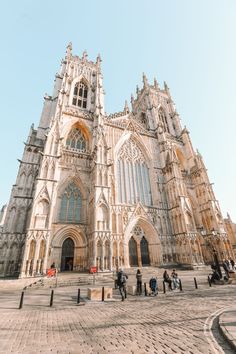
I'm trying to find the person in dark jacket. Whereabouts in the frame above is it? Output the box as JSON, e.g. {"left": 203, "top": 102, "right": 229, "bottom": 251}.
{"left": 222, "top": 259, "right": 229, "bottom": 279}
{"left": 117, "top": 269, "right": 128, "bottom": 301}
{"left": 136, "top": 269, "right": 142, "bottom": 295}
{"left": 163, "top": 270, "right": 172, "bottom": 290}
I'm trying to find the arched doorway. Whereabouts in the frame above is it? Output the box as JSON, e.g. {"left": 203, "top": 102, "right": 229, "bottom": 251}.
{"left": 129, "top": 237, "right": 138, "bottom": 266}
{"left": 140, "top": 236, "right": 150, "bottom": 266}
{"left": 61, "top": 238, "right": 75, "bottom": 271}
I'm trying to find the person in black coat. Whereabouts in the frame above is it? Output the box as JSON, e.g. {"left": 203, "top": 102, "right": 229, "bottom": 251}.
{"left": 136, "top": 269, "right": 142, "bottom": 295}
{"left": 163, "top": 270, "right": 172, "bottom": 290}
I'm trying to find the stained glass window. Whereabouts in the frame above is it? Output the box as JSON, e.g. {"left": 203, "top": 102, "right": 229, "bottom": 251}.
{"left": 117, "top": 139, "right": 152, "bottom": 206}
{"left": 66, "top": 128, "right": 86, "bottom": 152}
{"left": 59, "top": 183, "right": 82, "bottom": 223}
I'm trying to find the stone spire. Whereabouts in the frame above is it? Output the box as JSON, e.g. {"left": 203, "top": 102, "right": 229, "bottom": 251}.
{"left": 96, "top": 53, "right": 102, "bottom": 65}
{"left": 164, "top": 81, "right": 170, "bottom": 93}
{"left": 66, "top": 42, "right": 72, "bottom": 59}
{"left": 124, "top": 100, "right": 129, "bottom": 114}
{"left": 143, "top": 72, "right": 148, "bottom": 88}
{"left": 82, "top": 50, "right": 88, "bottom": 61}
{"left": 154, "top": 77, "right": 159, "bottom": 90}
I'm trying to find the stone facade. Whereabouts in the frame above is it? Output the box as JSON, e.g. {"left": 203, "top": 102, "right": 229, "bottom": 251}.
{"left": 0, "top": 43, "right": 235, "bottom": 277}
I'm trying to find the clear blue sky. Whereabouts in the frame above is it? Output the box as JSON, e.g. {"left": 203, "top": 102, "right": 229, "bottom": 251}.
{"left": 1, "top": 0, "right": 236, "bottom": 220}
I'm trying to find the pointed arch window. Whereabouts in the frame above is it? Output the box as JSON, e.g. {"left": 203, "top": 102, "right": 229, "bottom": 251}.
{"left": 72, "top": 81, "right": 88, "bottom": 108}
{"left": 66, "top": 127, "right": 86, "bottom": 152}
{"left": 59, "top": 182, "right": 82, "bottom": 223}
{"left": 117, "top": 139, "right": 152, "bottom": 206}
{"left": 159, "top": 108, "right": 170, "bottom": 133}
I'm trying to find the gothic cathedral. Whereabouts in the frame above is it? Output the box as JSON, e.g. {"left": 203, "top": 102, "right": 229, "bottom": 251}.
{"left": 0, "top": 43, "right": 235, "bottom": 277}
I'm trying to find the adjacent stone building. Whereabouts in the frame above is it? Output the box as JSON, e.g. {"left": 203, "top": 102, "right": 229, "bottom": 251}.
{"left": 0, "top": 43, "right": 235, "bottom": 277}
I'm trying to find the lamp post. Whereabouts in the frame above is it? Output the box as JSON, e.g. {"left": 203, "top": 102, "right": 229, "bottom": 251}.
{"left": 200, "top": 227, "right": 222, "bottom": 278}
{"left": 209, "top": 246, "right": 222, "bottom": 278}
{"left": 211, "top": 229, "right": 222, "bottom": 279}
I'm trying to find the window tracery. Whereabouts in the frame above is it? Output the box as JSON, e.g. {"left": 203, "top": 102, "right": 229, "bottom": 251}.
{"left": 59, "top": 182, "right": 82, "bottom": 223}
{"left": 159, "top": 109, "right": 170, "bottom": 133}
{"left": 72, "top": 81, "right": 88, "bottom": 108}
{"left": 66, "top": 128, "right": 86, "bottom": 152}
{"left": 117, "top": 139, "right": 152, "bottom": 205}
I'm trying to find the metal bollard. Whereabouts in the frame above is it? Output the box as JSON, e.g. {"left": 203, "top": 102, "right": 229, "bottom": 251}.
{"left": 144, "top": 282, "right": 147, "bottom": 296}
{"left": 102, "top": 286, "right": 105, "bottom": 301}
{"left": 19, "top": 291, "right": 24, "bottom": 309}
{"left": 77, "top": 288, "right": 80, "bottom": 304}
{"left": 194, "top": 277, "right": 198, "bottom": 289}
{"left": 208, "top": 275, "right": 212, "bottom": 287}
{"left": 179, "top": 279, "right": 183, "bottom": 291}
{"left": 50, "top": 289, "right": 54, "bottom": 307}
{"left": 163, "top": 281, "right": 166, "bottom": 294}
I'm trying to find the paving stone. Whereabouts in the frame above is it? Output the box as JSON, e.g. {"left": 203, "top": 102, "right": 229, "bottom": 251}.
{"left": 0, "top": 269, "right": 235, "bottom": 353}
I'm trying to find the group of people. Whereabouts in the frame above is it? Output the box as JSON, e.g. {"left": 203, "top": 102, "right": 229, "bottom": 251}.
{"left": 222, "top": 258, "right": 235, "bottom": 278}
{"left": 116, "top": 268, "right": 180, "bottom": 300}
{"left": 210, "top": 258, "right": 235, "bottom": 283}
{"left": 163, "top": 269, "right": 180, "bottom": 290}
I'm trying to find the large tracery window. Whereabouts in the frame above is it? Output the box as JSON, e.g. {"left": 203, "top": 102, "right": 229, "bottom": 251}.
{"left": 72, "top": 81, "right": 88, "bottom": 108}
{"left": 59, "top": 182, "right": 82, "bottom": 223}
{"left": 66, "top": 127, "right": 86, "bottom": 152}
{"left": 117, "top": 139, "right": 152, "bottom": 205}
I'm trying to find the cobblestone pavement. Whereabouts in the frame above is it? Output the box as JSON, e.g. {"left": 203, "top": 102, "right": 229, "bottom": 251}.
{"left": 0, "top": 271, "right": 235, "bottom": 354}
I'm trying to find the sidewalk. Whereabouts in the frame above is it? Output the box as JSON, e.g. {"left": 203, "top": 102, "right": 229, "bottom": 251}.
{"left": 219, "top": 309, "right": 236, "bottom": 351}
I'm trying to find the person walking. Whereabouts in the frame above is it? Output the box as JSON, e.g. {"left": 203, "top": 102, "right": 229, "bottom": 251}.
{"left": 230, "top": 258, "right": 235, "bottom": 271}
{"left": 117, "top": 268, "right": 128, "bottom": 301}
{"left": 136, "top": 269, "right": 142, "bottom": 295}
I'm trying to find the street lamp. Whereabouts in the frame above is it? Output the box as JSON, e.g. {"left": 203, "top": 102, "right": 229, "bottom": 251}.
{"left": 200, "top": 227, "right": 222, "bottom": 278}
{"left": 211, "top": 229, "right": 222, "bottom": 278}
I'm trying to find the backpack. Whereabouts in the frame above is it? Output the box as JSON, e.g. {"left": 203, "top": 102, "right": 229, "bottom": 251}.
{"left": 118, "top": 271, "right": 127, "bottom": 285}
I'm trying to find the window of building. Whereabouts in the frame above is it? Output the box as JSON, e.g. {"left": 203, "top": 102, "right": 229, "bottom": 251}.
{"left": 59, "top": 183, "right": 82, "bottom": 223}
{"left": 159, "top": 109, "right": 170, "bottom": 133}
{"left": 72, "top": 82, "right": 88, "bottom": 109}
{"left": 66, "top": 127, "right": 86, "bottom": 152}
{"left": 117, "top": 139, "right": 152, "bottom": 205}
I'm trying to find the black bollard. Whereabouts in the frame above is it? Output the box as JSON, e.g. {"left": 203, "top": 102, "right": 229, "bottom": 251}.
{"left": 19, "top": 291, "right": 24, "bottom": 309}
{"left": 144, "top": 282, "right": 147, "bottom": 296}
{"left": 208, "top": 275, "right": 212, "bottom": 287}
{"left": 163, "top": 281, "right": 166, "bottom": 294}
{"left": 179, "top": 279, "right": 183, "bottom": 291}
{"left": 50, "top": 289, "right": 54, "bottom": 307}
{"left": 194, "top": 277, "right": 198, "bottom": 289}
{"left": 77, "top": 288, "right": 80, "bottom": 304}
{"left": 102, "top": 286, "right": 105, "bottom": 301}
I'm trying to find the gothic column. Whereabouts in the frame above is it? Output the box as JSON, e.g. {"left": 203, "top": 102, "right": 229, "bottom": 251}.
{"left": 137, "top": 240, "right": 142, "bottom": 268}
{"left": 92, "top": 238, "right": 97, "bottom": 267}
{"left": 3, "top": 246, "right": 12, "bottom": 276}
{"left": 42, "top": 238, "right": 51, "bottom": 275}
{"left": 20, "top": 241, "right": 30, "bottom": 277}
{"left": 117, "top": 241, "right": 120, "bottom": 270}
{"left": 101, "top": 242, "right": 104, "bottom": 270}
{"left": 32, "top": 241, "right": 41, "bottom": 275}
{"left": 197, "top": 239, "right": 204, "bottom": 263}
{"left": 109, "top": 240, "right": 113, "bottom": 270}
